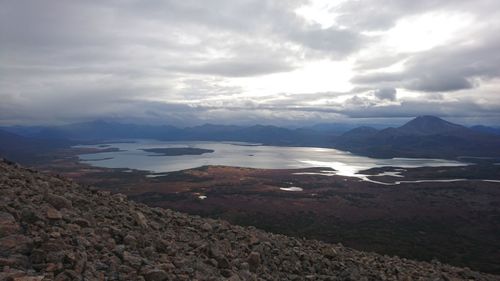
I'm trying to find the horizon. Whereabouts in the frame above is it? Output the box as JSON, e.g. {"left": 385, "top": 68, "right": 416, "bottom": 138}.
{"left": 2, "top": 1, "right": 500, "bottom": 126}
{"left": 0, "top": 115, "right": 498, "bottom": 129}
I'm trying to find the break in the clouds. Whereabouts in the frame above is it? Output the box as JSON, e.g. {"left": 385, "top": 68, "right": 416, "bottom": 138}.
{"left": 1, "top": 0, "right": 500, "bottom": 126}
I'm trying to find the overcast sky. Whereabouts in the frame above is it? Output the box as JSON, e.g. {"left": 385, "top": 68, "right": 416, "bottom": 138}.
{"left": 1, "top": 0, "right": 500, "bottom": 126}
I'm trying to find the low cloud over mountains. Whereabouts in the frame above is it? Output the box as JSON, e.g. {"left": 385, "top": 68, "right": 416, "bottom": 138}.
{"left": 1, "top": 0, "right": 500, "bottom": 125}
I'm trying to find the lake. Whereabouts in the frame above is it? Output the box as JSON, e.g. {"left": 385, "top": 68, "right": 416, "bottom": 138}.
{"left": 77, "top": 140, "right": 467, "bottom": 179}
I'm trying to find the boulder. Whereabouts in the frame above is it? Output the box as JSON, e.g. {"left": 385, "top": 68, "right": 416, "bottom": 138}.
{"left": 45, "top": 193, "right": 72, "bottom": 210}
{"left": 0, "top": 211, "right": 20, "bottom": 237}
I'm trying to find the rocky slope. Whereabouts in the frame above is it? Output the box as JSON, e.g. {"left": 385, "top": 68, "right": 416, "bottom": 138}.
{"left": 0, "top": 159, "right": 498, "bottom": 281}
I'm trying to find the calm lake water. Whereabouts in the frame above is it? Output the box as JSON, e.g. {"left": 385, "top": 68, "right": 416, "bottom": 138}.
{"left": 77, "top": 140, "right": 467, "bottom": 178}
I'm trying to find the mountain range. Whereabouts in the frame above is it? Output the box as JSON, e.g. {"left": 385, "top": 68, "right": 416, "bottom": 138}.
{"left": 1, "top": 121, "right": 333, "bottom": 147}
{"left": 2, "top": 116, "right": 500, "bottom": 160}
{"left": 335, "top": 116, "right": 500, "bottom": 158}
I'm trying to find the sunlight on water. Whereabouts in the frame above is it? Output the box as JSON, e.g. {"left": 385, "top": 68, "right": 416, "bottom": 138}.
{"left": 279, "top": 187, "right": 304, "bottom": 192}
{"left": 298, "top": 160, "right": 365, "bottom": 177}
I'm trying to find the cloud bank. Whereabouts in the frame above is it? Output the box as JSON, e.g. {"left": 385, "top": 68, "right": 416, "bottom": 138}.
{"left": 1, "top": 0, "right": 500, "bottom": 125}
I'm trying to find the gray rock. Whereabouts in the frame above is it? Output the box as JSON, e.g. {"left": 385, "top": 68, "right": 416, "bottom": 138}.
{"left": 247, "top": 252, "right": 261, "bottom": 272}
{"left": 73, "top": 218, "right": 91, "bottom": 228}
{"left": 0, "top": 211, "right": 20, "bottom": 237}
{"left": 46, "top": 207, "right": 62, "bottom": 220}
{"left": 45, "top": 193, "right": 72, "bottom": 210}
{"left": 143, "top": 269, "right": 168, "bottom": 281}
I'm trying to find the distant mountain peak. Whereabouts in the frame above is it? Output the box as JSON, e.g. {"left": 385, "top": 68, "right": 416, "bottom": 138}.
{"left": 414, "top": 115, "right": 444, "bottom": 121}
{"left": 397, "top": 116, "right": 465, "bottom": 135}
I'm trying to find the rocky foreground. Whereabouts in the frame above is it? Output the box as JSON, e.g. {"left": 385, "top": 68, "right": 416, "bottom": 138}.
{"left": 0, "top": 160, "right": 498, "bottom": 281}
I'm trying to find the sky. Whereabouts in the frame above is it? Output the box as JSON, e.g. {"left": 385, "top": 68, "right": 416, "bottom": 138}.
{"left": 1, "top": 0, "right": 500, "bottom": 126}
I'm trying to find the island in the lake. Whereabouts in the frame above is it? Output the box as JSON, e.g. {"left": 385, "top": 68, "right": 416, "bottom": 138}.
{"left": 141, "top": 147, "right": 214, "bottom": 156}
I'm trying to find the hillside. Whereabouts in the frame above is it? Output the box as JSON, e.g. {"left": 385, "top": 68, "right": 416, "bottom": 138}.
{"left": 1, "top": 160, "right": 498, "bottom": 280}
{"left": 0, "top": 130, "right": 72, "bottom": 163}
{"left": 335, "top": 116, "right": 500, "bottom": 158}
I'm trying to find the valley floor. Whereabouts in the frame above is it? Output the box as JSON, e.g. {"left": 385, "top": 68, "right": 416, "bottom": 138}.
{"left": 24, "top": 147, "right": 500, "bottom": 275}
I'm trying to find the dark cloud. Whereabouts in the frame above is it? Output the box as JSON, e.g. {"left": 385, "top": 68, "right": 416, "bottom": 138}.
{"left": 352, "top": 36, "right": 500, "bottom": 92}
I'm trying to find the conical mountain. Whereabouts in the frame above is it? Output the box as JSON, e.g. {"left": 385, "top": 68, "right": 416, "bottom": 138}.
{"left": 396, "top": 116, "right": 466, "bottom": 135}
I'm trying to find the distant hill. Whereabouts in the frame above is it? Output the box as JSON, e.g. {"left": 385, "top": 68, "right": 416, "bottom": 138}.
{"left": 303, "top": 123, "right": 391, "bottom": 136}
{"left": 470, "top": 125, "right": 500, "bottom": 136}
{"left": 302, "top": 123, "right": 358, "bottom": 135}
{"left": 0, "top": 129, "right": 72, "bottom": 163}
{"left": 18, "top": 121, "right": 333, "bottom": 146}
{"left": 338, "top": 126, "right": 379, "bottom": 139}
{"left": 0, "top": 125, "right": 46, "bottom": 138}
{"left": 33, "top": 120, "right": 182, "bottom": 141}
{"left": 335, "top": 116, "right": 500, "bottom": 159}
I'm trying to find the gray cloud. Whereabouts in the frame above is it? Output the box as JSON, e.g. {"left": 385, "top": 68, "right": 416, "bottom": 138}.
{"left": 373, "top": 88, "right": 397, "bottom": 101}
{"left": 334, "top": 0, "right": 498, "bottom": 31}
{"left": 288, "top": 25, "right": 365, "bottom": 57}
{"left": 352, "top": 36, "right": 500, "bottom": 92}
{"left": 1, "top": 0, "right": 500, "bottom": 125}
{"left": 340, "top": 99, "right": 500, "bottom": 119}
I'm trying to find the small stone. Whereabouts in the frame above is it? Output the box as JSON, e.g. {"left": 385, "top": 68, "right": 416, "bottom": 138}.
{"left": 201, "top": 222, "right": 213, "bottom": 232}
{"left": 49, "top": 232, "right": 61, "bottom": 238}
{"left": 134, "top": 211, "right": 148, "bottom": 228}
{"left": 54, "top": 269, "right": 79, "bottom": 281}
{"left": 0, "top": 235, "right": 33, "bottom": 255}
{"left": 30, "top": 249, "right": 46, "bottom": 264}
{"left": 123, "top": 251, "right": 142, "bottom": 269}
{"left": 20, "top": 208, "right": 39, "bottom": 223}
{"left": 247, "top": 252, "right": 261, "bottom": 272}
{"left": 0, "top": 212, "right": 20, "bottom": 237}
{"left": 239, "top": 262, "right": 250, "bottom": 271}
{"left": 46, "top": 262, "right": 63, "bottom": 272}
{"left": 0, "top": 255, "right": 29, "bottom": 268}
{"left": 159, "top": 262, "right": 176, "bottom": 272}
{"left": 217, "top": 257, "right": 230, "bottom": 269}
{"left": 113, "top": 193, "right": 128, "bottom": 202}
{"left": 114, "top": 244, "right": 126, "bottom": 258}
{"left": 73, "top": 218, "right": 91, "bottom": 228}
{"left": 46, "top": 207, "right": 62, "bottom": 220}
{"left": 45, "top": 193, "right": 72, "bottom": 210}
{"left": 13, "top": 276, "right": 45, "bottom": 281}
{"left": 143, "top": 269, "right": 168, "bottom": 281}
{"left": 123, "top": 234, "right": 137, "bottom": 246}
{"left": 321, "top": 247, "right": 337, "bottom": 258}
{"left": 221, "top": 269, "right": 232, "bottom": 277}
{"left": 248, "top": 234, "right": 259, "bottom": 245}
